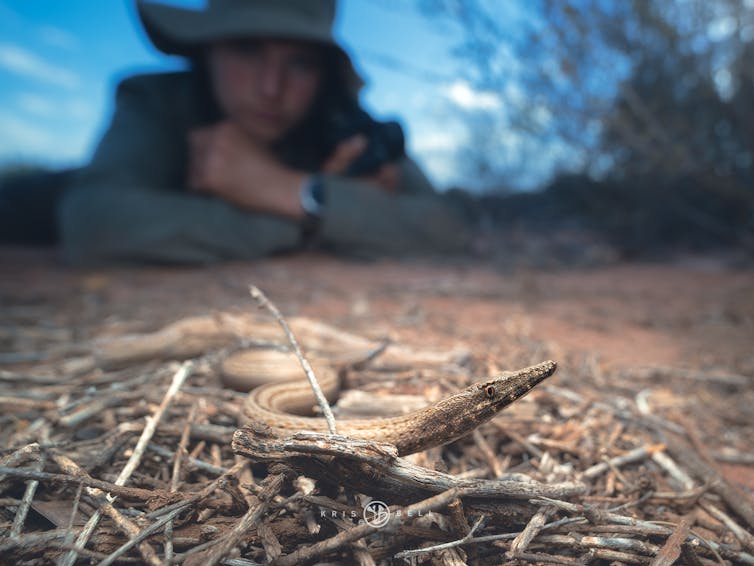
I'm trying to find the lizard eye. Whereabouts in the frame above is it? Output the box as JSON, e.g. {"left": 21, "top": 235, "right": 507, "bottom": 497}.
{"left": 484, "top": 385, "right": 496, "bottom": 399}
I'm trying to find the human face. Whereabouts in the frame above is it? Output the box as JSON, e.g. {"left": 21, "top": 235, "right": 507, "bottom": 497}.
{"left": 207, "top": 39, "right": 324, "bottom": 145}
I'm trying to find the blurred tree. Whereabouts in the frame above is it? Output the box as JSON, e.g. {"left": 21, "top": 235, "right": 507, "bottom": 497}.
{"left": 597, "top": 0, "right": 754, "bottom": 193}
{"left": 416, "top": 0, "right": 754, "bottom": 195}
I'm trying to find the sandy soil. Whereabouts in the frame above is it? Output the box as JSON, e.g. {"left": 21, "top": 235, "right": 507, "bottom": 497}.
{"left": 2, "top": 250, "right": 752, "bottom": 372}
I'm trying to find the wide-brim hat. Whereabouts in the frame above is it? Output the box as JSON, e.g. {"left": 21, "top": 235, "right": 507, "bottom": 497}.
{"left": 136, "top": 0, "right": 363, "bottom": 91}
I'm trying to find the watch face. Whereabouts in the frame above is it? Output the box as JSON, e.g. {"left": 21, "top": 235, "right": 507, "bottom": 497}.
{"left": 300, "top": 176, "right": 324, "bottom": 216}
{"left": 310, "top": 175, "right": 326, "bottom": 206}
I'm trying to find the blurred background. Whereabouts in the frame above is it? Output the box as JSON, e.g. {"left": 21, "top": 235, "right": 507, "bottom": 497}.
{"left": 1, "top": 0, "right": 753, "bottom": 256}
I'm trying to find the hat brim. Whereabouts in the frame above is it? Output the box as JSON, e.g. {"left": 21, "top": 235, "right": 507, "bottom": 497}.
{"left": 136, "top": 1, "right": 363, "bottom": 91}
{"left": 138, "top": 2, "right": 338, "bottom": 55}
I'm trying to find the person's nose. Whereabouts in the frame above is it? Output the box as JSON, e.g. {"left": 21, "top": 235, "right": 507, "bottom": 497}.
{"left": 258, "top": 59, "right": 284, "bottom": 100}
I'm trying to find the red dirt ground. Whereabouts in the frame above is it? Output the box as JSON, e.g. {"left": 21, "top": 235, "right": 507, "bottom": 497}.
{"left": 3, "top": 250, "right": 752, "bottom": 372}
{"left": 2, "top": 249, "right": 753, "bottom": 492}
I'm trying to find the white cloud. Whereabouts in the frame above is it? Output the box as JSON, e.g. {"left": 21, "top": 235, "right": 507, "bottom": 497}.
{"left": 0, "top": 42, "right": 79, "bottom": 89}
{"left": 409, "top": 91, "right": 428, "bottom": 108}
{"left": 17, "top": 92, "right": 55, "bottom": 116}
{"left": 0, "top": 112, "right": 56, "bottom": 154}
{"left": 415, "top": 151, "right": 459, "bottom": 187}
{"left": 66, "top": 99, "right": 92, "bottom": 120}
{"left": 16, "top": 93, "right": 97, "bottom": 122}
{"left": 442, "top": 80, "right": 502, "bottom": 111}
{"left": 408, "top": 125, "right": 467, "bottom": 187}
{"left": 39, "top": 25, "right": 79, "bottom": 51}
{"left": 410, "top": 130, "right": 458, "bottom": 153}
{"left": 0, "top": 111, "right": 91, "bottom": 163}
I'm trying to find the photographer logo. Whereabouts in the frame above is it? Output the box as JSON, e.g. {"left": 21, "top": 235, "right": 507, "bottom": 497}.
{"left": 363, "top": 500, "right": 390, "bottom": 528}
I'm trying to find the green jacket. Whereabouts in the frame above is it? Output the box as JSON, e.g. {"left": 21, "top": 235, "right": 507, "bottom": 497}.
{"left": 59, "top": 71, "right": 471, "bottom": 264}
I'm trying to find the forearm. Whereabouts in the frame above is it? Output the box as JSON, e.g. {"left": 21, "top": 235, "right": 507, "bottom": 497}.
{"left": 58, "top": 184, "right": 301, "bottom": 264}
{"left": 216, "top": 170, "right": 308, "bottom": 220}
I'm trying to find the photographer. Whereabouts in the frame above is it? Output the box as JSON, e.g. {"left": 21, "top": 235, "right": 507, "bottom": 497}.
{"left": 57, "top": 0, "right": 472, "bottom": 264}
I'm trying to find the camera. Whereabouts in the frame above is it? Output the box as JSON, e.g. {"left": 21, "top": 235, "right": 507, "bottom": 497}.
{"left": 325, "top": 105, "right": 405, "bottom": 176}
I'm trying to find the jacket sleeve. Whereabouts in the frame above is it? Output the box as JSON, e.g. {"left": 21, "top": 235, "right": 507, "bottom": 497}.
{"left": 58, "top": 74, "right": 301, "bottom": 264}
{"left": 318, "top": 159, "right": 473, "bottom": 256}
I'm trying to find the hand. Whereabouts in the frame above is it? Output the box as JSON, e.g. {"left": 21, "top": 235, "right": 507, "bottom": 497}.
{"left": 188, "top": 121, "right": 306, "bottom": 218}
{"left": 322, "top": 134, "right": 401, "bottom": 192}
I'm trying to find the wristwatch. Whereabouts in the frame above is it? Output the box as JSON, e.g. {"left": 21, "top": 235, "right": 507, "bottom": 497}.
{"left": 299, "top": 174, "right": 326, "bottom": 239}
{"left": 299, "top": 174, "right": 325, "bottom": 216}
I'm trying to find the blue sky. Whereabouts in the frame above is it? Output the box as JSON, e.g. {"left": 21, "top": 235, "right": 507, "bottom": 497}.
{"left": 0, "top": 0, "right": 515, "bottom": 188}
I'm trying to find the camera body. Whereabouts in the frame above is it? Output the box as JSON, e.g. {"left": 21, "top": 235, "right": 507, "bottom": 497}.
{"left": 325, "top": 105, "right": 405, "bottom": 176}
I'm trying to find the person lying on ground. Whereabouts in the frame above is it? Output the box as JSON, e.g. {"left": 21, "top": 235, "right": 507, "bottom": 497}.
{"left": 51, "top": 0, "right": 473, "bottom": 264}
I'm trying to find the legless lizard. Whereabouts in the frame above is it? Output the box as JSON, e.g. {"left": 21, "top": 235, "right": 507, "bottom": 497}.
{"left": 233, "top": 360, "right": 557, "bottom": 458}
